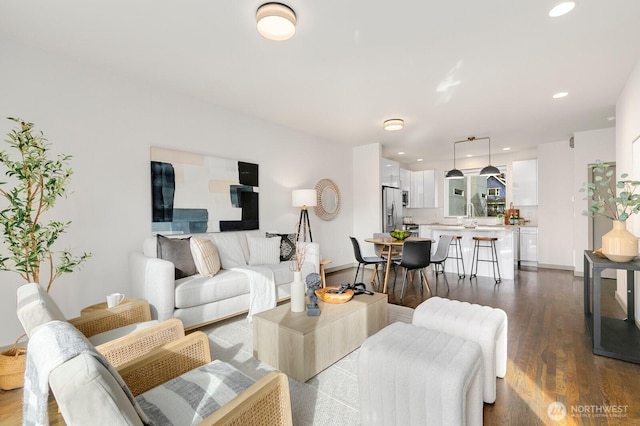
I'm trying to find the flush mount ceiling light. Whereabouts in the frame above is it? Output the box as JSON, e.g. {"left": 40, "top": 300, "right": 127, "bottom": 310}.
{"left": 256, "top": 3, "right": 297, "bottom": 41}
{"left": 383, "top": 119, "right": 404, "bottom": 131}
{"left": 549, "top": 2, "right": 576, "bottom": 17}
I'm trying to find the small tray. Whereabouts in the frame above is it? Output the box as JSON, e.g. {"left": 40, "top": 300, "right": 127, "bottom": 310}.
{"left": 315, "top": 287, "right": 354, "bottom": 304}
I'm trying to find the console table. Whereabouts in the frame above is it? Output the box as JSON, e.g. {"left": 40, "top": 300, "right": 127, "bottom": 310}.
{"left": 583, "top": 250, "right": 640, "bottom": 363}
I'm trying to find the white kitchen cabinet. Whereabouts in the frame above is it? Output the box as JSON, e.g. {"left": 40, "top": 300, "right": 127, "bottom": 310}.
{"left": 512, "top": 159, "right": 538, "bottom": 206}
{"left": 381, "top": 158, "right": 401, "bottom": 187}
{"left": 400, "top": 168, "right": 411, "bottom": 192}
{"left": 419, "top": 225, "right": 432, "bottom": 238}
{"left": 410, "top": 170, "right": 438, "bottom": 208}
{"left": 519, "top": 227, "right": 538, "bottom": 263}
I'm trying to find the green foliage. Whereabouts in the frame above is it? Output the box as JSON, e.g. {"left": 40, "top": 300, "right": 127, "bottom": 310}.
{"left": 580, "top": 160, "right": 640, "bottom": 222}
{"left": 0, "top": 118, "right": 91, "bottom": 291}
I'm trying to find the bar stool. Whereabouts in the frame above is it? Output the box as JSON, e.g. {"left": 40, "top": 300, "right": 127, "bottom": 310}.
{"left": 470, "top": 236, "right": 501, "bottom": 284}
{"left": 448, "top": 235, "right": 466, "bottom": 278}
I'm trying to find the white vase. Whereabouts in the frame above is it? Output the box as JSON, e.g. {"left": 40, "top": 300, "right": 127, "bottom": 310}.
{"left": 291, "top": 271, "right": 306, "bottom": 312}
{"left": 602, "top": 220, "right": 639, "bottom": 262}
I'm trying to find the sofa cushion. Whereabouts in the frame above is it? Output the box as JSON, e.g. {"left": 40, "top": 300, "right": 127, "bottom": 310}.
{"left": 190, "top": 238, "right": 221, "bottom": 277}
{"left": 157, "top": 235, "right": 197, "bottom": 279}
{"left": 211, "top": 233, "right": 247, "bottom": 269}
{"left": 266, "top": 232, "right": 297, "bottom": 261}
{"left": 174, "top": 270, "right": 251, "bottom": 309}
{"left": 248, "top": 236, "right": 281, "bottom": 266}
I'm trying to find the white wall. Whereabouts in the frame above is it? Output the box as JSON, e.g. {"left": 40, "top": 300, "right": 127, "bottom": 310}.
{"left": 572, "top": 128, "right": 616, "bottom": 274}
{"left": 0, "top": 40, "right": 354, "bottom": 346}
{"left": 353, "top": 143, "right": 382, "bottom": 257}
{"left": 615, "top": 58, "right": 640, "bottom": 319}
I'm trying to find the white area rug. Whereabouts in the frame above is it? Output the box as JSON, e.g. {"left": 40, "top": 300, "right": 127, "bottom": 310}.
{"left": 200, "top": 303, "right": 414, "bottom": 426}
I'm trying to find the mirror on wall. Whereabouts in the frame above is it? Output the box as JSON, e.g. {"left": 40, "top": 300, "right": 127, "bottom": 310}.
{"left": 444, "top": 168, "right": 506, "bottom": 218}
{"left": 314, "top": 179, "right": 341, "bottom": 221}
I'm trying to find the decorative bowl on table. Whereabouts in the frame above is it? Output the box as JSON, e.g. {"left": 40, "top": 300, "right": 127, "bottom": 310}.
{"left": 389, "top": 229, "right": 411, "bottom": 240}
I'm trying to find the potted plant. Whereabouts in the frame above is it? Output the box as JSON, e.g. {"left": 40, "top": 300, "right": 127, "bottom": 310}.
{"left": 0, "top": 118, "right": 91, "bottom": 389}
{"left": 580, "top": 160, "right": 640, "bottom": 262}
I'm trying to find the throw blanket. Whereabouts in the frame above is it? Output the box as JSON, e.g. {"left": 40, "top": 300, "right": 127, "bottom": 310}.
{"left": 23, "top": 321, "right": 149, "bottom": 426}
{"left": 233, "top": 266, "right": 276, "bottom": 322}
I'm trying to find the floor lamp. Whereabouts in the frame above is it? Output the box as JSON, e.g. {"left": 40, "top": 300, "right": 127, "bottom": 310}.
{"left": 292, "top": 189, "right": 317, "bottom": 242}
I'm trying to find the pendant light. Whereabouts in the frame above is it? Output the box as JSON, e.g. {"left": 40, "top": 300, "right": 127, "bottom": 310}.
{"left": 477, "top": 137, "right": 500, "bottom": 176}
{"left": 445, "top": 139, "right": 464, "bottom": 179}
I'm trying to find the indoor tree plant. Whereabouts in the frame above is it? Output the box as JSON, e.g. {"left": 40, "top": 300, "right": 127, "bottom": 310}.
{"left": 0, "top": 117, "right": 91, "bottom": 389}
{"left": 581, "top": 160, "right": 640, "bottom": 262}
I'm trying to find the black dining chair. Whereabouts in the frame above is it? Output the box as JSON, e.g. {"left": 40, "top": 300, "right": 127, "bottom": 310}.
{"left": 349, "top": 236, "right": 385, "bottom": 291}
{"left": 430, "top": 234, "right": 454, "bottom": 292}
{"left": 396, "top": 239, "right": 432, "bottom": 303}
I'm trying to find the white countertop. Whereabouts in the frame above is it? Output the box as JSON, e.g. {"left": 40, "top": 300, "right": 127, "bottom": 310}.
{"left": 426, "top": 225, "right": 515, "bottom": 232}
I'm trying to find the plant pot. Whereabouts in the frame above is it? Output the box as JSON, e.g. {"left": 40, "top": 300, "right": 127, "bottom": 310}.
{"left": 0, "top": 346, "right": 26, "bottom": 390}
{"left": 602, "top": 220, "right": 639, "bottom": 262}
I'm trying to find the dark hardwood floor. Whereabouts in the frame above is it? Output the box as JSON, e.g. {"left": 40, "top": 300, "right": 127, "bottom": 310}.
{"left": 2, "top": 265, "right": 639, "bottom": 425}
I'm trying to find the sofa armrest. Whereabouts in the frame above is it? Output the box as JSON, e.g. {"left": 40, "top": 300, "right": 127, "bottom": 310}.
{"left": 68, "top": 299, "right": 152, "bottom": 338}
{"left": 118, "top": 331, "right": 211, "bottom": 396}
{"left": 198, "top": 371, "right": 293, "bottom": 426}
{"left": 129, "top": 251, "right": 176, "bottom": 322}
{"left": 96, "top": 318, "right": 185, "bottom": 368}
{"left": 300, "top": 242, "right": 320, "bottom": 274}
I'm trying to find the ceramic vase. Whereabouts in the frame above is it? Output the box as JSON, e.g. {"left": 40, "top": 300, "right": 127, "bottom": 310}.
{"left": 601, "top": 220, "right": 639, "bottom": 262}
{"left": 291, "top": 271, "right": 306, "bottom": 312}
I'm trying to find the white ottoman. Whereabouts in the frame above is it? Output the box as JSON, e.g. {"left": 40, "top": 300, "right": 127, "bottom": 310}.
{"left": 359, "top": 322, "right": 483, "bottom": 426}
{"left": 413, "top": 297, "right": 507, "bottom": 403}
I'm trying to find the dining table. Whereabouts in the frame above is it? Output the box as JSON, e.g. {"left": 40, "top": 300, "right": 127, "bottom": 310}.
{"left": 364, "top": 237, "right": 432, "bottom": 294}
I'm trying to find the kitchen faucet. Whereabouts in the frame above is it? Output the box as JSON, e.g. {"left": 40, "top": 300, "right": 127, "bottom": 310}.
{"left": 467, "top": 202, "right": 475, "bottom": 218}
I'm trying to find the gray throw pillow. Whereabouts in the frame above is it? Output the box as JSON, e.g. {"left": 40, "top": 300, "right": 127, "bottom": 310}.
{"left": 157, "top": 235, "right": 197, "bottom": 279}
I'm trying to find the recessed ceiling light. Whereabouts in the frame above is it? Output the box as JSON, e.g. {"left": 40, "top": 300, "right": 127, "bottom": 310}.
{"left": 549, "top": 2, "right": 575, "bottom": 18}
{"left": 502, "top": 147, "right": 511, "bottom": 151}
{"left": 417, "top": 158, "right": 423, "bottom": 162}
{"left": 466, "top": 154, "right": 473, "bottom": 158}
{"left": 553, "top": 92, "right": 568, "bottom": 99}
{"left": 383, "top": 119, "right": 404, "bottom": 131}
{"left": 607, "top": 116, "right": 616, "bottom": 121}
{"left": 398, "top": 152, "right": 405, "bottom": 155}
{"left": 256, "top": 3, "right": 296, "bottom": 41}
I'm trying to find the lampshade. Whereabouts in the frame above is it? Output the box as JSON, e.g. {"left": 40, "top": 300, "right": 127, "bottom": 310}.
{"left": 256, "top": 3, "right": 296, "bottom": 41}
{"left": 292, "top": 189, "right": 317, "bottom": 208}
{"left": 479, "top": 164, "right": 501, "bottom": 176}
{"left": 445, "top": 168, "right": 464, "bottom": 179}
{"left": 383, "top": 119, "right": 404, "bottom": 131}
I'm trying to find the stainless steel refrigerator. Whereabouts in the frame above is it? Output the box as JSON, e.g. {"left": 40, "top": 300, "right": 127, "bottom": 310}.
{"left": 382, "top": 186, "right": 403, "bottom": 232}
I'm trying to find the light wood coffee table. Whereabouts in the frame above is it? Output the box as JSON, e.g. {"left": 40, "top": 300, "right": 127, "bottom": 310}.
{"left": 252, "top": 292, "right": 388, "bottom": 382}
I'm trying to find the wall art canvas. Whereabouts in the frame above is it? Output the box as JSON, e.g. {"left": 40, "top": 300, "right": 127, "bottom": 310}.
{"left": 151, "top": 147, "right": 259, "bottom": 233}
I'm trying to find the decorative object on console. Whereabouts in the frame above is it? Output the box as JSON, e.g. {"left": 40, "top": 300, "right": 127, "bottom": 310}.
{"left": 292, "top": 189, "right": 317, "bottom": 242}
{"left": 305, "top": 273, "right": 322, "bottom": 316}
{"left": 314, "top": 178, "right": 341, "bottom": 221}
{"left": 151, "top": 147, "right": 259, "bottom": 233}
{"left": 0, "top": 118, "right": 92, "bottom": 390}
{"left": 290, "top": 271, "right": 305, "bottom": 312}
{"left": 581, "top": 160, "right": 640, "bottom": 262}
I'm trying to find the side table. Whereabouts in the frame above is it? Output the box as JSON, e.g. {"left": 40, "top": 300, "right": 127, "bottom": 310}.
{"left": 319, "top": 259, "right": 332, "bottom": 288}
{"left": 81, "top": 298, "right": 144, "bottom": 315}
{"left": 583, "top": 250, "right": 640, "bottom": 363}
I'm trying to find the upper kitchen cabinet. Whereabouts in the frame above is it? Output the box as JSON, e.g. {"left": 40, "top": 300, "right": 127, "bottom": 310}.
{"left": 381, "top": 158, "right": 401, "bottom": 188}
{"left": 400, "top": 168, "right": 411, "bottom": 192}
{"left": 410, "top": 170, "right": 438, "bottom": 208}
{"left": 512, "top": 159, "right": 538, "bottom": 206}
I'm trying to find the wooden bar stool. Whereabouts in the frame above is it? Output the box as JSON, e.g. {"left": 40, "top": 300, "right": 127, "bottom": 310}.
{"left": 448, "top": 235, "right": 466, "bottom": 278}
{"left": 470, "top": 236, "right": 501, "bottom": 284}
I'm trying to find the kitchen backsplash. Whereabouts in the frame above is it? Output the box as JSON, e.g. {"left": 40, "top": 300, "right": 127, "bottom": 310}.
{"left": 406, "top": 205, "right": 538, "bottom": 226}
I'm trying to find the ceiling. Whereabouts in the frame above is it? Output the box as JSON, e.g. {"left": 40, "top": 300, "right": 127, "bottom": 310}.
{"left": 2, "top": 1, "right": 640, "bottom": 165}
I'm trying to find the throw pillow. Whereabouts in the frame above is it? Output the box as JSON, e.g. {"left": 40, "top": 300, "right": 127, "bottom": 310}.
{"left": 248, "top": 236, "right": 281, "bottom": 266}
{"left": 211, "top": 233, "right": 247, "bottom": 269}
{"left": 190, "top": 238, "right": 221, "bottom": 277}
{"left": 266, "top": 232, "right": 297, "bottom": 261}
{"left": 157, "top": 235, "right": 197, "bottom": 279}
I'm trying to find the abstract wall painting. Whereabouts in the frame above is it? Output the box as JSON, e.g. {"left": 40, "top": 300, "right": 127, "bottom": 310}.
{"left": 151, "top": 147, "right": 259, "bottom": 233}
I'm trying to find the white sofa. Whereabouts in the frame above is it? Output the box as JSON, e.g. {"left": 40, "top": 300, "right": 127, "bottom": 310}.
{"left": 129, "top": 230, "right": 319, "bottom": 329}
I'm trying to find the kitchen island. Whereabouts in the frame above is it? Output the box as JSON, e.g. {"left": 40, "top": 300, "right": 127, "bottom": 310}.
{"left": 420, "top": 225, "right": 515, "bottom": 280}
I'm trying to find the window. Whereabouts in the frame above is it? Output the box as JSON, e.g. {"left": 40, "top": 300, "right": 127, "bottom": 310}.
{"left": 444, "top": 168, "right": 506, "bottom": 217}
